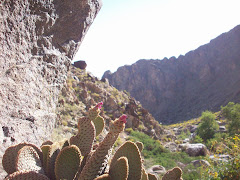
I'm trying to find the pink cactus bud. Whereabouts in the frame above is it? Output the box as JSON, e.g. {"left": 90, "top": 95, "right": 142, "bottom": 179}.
{"left": 96, "top": 102, "right": 103, "bottom": 109}
{"left": 119, "top": 114, "right": 127, "bottom": 123}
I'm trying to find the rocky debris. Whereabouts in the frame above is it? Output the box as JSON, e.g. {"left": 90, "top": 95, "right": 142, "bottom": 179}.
{"left": 179, "top": 143, "right": 208, "bottom": 157}
{"left": 209, "top": 154, "right": 231, "bottom": 163}
{"left": 219, "top": 126, "right": 227, "bottom": 132}
{"left": 73, "top": 60, "right": 87, "bottom": 70}
{"left": 103, "top": 25, "right": 240, "bottom": 124}
{"left": 0, "top": 0, "right": 101, "bottom": 178}
{"left": 164, "top": 142, "right": 178, "bottom": 152}
{"left": 190, "top": 160, "right": 210, "bottom": 168}
{"left": 147, "top": 165, "right": 166, "bottom": 176}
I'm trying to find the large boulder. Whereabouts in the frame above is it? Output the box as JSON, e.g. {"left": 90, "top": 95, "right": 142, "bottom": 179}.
{"left": 0, "top": 0, "right": 101, "bottom": 178}
{"left": 179, "top": 143, "right": 208, "bottom": 156}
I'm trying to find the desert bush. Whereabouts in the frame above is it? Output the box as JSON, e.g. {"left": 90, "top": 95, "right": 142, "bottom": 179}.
{"left": 197, "top": 111, "right": 219, "bottom": 141}
{"left": 222, "top": 102, "right": 240, "bottom": 135}
{"left": 201, "top": 135, "right": 240, "bottom": 179}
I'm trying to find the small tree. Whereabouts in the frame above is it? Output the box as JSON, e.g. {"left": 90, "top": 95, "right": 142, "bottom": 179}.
{"left": 197, "top": 111, "right": 219, "bottom": 141}
{"left": 222, "top": 102, "right": 240, "bottom": 135}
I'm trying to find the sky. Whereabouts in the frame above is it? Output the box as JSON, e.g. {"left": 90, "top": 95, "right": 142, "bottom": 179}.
{"left": 73, "top": 0, "right": 240, "bottom": 78}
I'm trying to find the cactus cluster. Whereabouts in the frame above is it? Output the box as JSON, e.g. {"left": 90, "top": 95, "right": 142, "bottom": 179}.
{"left": 2, "top": 102, "right": 182, "bottom": 180}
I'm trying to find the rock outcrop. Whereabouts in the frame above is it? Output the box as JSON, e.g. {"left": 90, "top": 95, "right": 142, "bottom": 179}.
{"left": 103, "top": 25, "right": 240, "bottom": 124}
{"left": 54, "top": 65, "right": 163, "bottom": 141}
{"left": 0, "top": 0, "right": 101, "bottom": 178}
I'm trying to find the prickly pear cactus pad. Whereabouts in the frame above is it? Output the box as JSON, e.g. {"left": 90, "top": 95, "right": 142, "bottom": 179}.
{"left": 41, "top": 145, "right": 51, "bottom": 174}
{"left": 109, "top": 157, "right": 129, "bottom": 180}
{"left": 5, "top": 171, "right": 50, "bottom": 180}
{"left": 93, "top": 115, "right": 105, "bottom": 137}
{"left": 71, "top": 102, "right": 104, "bottom": 156}
{"left": 55, "top": 145, "right": 82, "bottom": 180}
{"left": 46, "top": 142, "right": 61, "bottom": 180}
{"left": 162, "top": 167, "right": 183, "bottom": 180}
{"left": 110, "top": 141, "right": 143, "bottom": 180}
{"left": 94, "top": 174, "right": 111, "bottom": 180}
{"left": 148, "top": 173, "right": 158, "bottom": 180}
{"left": 16, "top": 146, "right": 44, "bottom": 174}
{"left": 2, "top": 143, "right": 42, "bottom": 175}
{"left": 79, "top": 114, "right": 127, "bottom": 180}
{"left": 87, "top": 102, "right": 103, "bottom": 121}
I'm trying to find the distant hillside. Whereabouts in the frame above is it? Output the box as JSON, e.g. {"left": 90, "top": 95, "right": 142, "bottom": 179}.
{"left": 103, "top": 25, "right": 240, "bottom": 124}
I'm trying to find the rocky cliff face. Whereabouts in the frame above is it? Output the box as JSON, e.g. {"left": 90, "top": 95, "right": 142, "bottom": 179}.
{"left": 103, "top": 25, "right": 240, "bottom": 124}
{"left": 0, "top": 0, "right": 101, "bottom": 178}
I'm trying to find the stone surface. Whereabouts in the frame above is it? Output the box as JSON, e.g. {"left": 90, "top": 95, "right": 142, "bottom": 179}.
{"left": 73, "top": 60, "right": 87, "bottom": 69}
{"left": 0, "top": 0, "right": 101, "bottom": 178}
{"left": 103, "top": 25, "right": 240, "bottom": 124}
{"left": 190, "top": 160, "right": 210, "bottom": 167}
{"left": 147, "top": 165, "right": 166, "bottom": 176}
{"left": 179, "top": 143, "right": 208, "bottom": 157}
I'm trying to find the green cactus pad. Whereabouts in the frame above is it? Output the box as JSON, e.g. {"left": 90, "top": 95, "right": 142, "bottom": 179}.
{"left": 55, "top": 145, "right": 82, "bottom": 180}
{"left": 94, "top": 174, "right": 111, "bottom": 180}
{"left": 162, "top": 167, "right": 182, "bottom": 180}
{"left": 110, "top": 141, "right": 143, "bottom": 180}
{"left": 79, "top": 115, "right": 127, "bottom": 180}
{"left": 5, "top": 170, "right": 50, "bottom": 180}
{"left": 148, "top": 173, "right": 157, "bottom": 180}
{"left": 16, "top": 146, "right": 44, "bottom": 174}
{"left": 41, "top": 140, "right": 53, "bottom": 146}
{"left": 41, "top": 145, "right": 51, "bottom": 174}
{"left": 2, "top": 143, "right": 42, "bottom": 174}
{"left": 93, "top": 115, "right": 105, "bottom": 137}
{"left": 109, "top": 157, "right": 129, "bottom": 180}
{"left": 136, "top": 141, "right": 144, "bottom": 152}
{"left": 46, "top": 142, "right": 61, "bottom": 180}
{"left": 70, "top": 117, "right": 95, "bottom": 156}
{"left": 141, "top": 168, "right": 149, "bottom": 180}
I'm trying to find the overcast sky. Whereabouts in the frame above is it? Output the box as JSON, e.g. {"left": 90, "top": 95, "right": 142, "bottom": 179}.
{"left": 73, "top": 0, "right": 240, "bottom": 78}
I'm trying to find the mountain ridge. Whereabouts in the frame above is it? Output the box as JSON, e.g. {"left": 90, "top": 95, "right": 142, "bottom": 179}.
{"left": 103, "top": 25, "right": 240, "bottom": 124}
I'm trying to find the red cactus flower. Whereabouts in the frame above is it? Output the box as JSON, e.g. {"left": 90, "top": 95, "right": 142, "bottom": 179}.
{"left": 119, "top": 114, "right": 127, "bottom": 123}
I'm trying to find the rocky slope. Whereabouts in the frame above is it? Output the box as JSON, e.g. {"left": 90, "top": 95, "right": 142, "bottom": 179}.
{"left": 103, "top": 25, "right": 240, "bottom": 124}
{"left": 53, "top": 65, "right": 163, "bottom": 142}
{"left": 0, "top": 0, "right": 101, "bottom": 178}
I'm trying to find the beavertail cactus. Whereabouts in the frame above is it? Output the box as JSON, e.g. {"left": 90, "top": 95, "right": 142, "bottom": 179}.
{"left": 93, "top": 115, "right": 105, "bottom": 137}
{"left": 2, "top": 143, "right": 42, "bottom": 175}
{"left": 136, "top": 141, "right": 144, "bottom": 152}
{"left": 110, "top": 141, "right": 143, "bottom": 180}
{"left": 109, "top": 157, "right": 129, "bottom": 180}
{"left": 78, "top": 114, "right": 127, "bottom": 180}
{"left": 16, "top": 146, "right": 44, "bottom": 174}
{"left": 162, "top": 167, "right": 183, "bottom": 180}
{"left": 148, "top": 173, "right": 158, "bottom": 180}
{"left": 141, "top": 168, "right": 149, "bottom": 180}
{"left": 55, "top": 145, "right": 82, "bottom": 180}
{"left": 5, "top": 171, "right": 50, "bottom": 180}
{"left": 94, "top": 174, "right": 111, "bottom": 180}
{"left": 71, "top": 102, "right": 103, "bottom": 156}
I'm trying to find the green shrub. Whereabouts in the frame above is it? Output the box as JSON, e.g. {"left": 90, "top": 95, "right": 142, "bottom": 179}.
{"left": 197, "top": 111, "right": 219, "bottom": 141}
{"left": 201, "top": 135, "right": 240, "bottom": 179}
{"left": 222, "top": 102, "right": 240, "bottom": 135}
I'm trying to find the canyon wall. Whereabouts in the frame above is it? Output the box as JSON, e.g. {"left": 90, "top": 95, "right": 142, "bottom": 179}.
{"left": 103, "top": 25, "right": 240, "bottom": 124}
